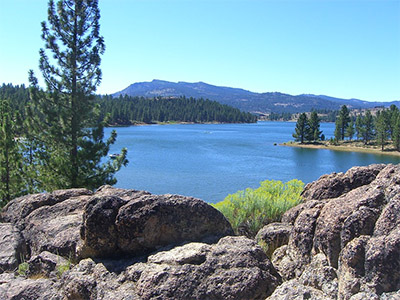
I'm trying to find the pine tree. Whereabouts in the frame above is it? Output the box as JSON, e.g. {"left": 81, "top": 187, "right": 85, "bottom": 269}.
{"left": 334, "top": 119, "right": 341, "bottom": 142}
{"left": 388, "top": 104, "right": 399, "bottom": 140}
{"left": 355, "top": 115, "right": 364, "bottom": 141}
{"left": 307, "top": 111, "right": 322, "bottom": 142}
{"left": 28, "top": 0, "right": 127, "bottom": 191}
{"left": 393, "top": 114, "right": 400, "bottom": 151}
{"left": 0, "top": 99, "right": 24, "bottom": 206}
{"left": 345, "top": 119, "right": 355, "bottom": 140}
{"left": 335, "top": 105, "right": 351, "bottom": 140}
{"left": 363, "top": 111, "right": 375, "bottom": 145}
{"left": 375, "top": 110, "right": 389, "bottom": 151}
{"left": 292, "top": 113, "right": 309, "bottom": 144}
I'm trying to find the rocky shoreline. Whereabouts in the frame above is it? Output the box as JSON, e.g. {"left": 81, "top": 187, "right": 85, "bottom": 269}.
{"left": 1, "top": 164, "right": 400, "bottom": 299}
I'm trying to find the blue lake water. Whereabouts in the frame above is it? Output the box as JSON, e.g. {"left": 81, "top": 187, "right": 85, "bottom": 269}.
{"left": 105, "top": 122, "right": 400, "bottom": 203}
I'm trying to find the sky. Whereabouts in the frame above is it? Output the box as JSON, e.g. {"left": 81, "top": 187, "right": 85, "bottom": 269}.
{"left": 0, "top": 0, "right": 399, "bottom": 102}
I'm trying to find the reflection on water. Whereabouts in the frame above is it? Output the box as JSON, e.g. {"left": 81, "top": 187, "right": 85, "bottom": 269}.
{"left": 105, "top": 122, "right": 400, "bottom": 203}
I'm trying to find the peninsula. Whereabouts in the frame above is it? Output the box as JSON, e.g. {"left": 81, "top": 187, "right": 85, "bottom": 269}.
{"left": 282, "top": 140, "right": 400, "bottom": 157}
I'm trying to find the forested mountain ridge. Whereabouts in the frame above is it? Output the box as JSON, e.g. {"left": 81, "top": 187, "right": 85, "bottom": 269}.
{"left": 114, "top": 80, "right": 400, "bottom": 114}
{"left": 0, "top": 84, "right": 257, "bottom": 125}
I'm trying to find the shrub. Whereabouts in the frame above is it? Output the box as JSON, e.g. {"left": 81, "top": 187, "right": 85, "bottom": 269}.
{"left": 213, "top": 179, "right": 304, "bottom": 237}
{"left": 17, "top": 262, "right": 29, "bottom": 277}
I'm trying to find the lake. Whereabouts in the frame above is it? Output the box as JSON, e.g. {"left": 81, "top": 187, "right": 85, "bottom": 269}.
{"left": 105, "top": 122, "right": 400, "bottom": 203}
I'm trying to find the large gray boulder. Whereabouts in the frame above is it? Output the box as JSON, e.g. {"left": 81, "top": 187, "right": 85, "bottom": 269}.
{"left": 255, "top": 222, "right": 292, "bottom": 258}
{"left": 79, "top": 192, "right": 234, "bottom": 258}
{"left": 1, "top": 185, "right": 233, "bottom": 260}
{"left": 0, "top": 273, "right": 61, "bottom": 300}
{"left": 0, "top": 223, "right": 26, "bottom": 272}
{"left": 269, "top": 163, "right": 400, "bottom": 299}
{"left": 62, "top": 236, "right": 281, "bottom": 300}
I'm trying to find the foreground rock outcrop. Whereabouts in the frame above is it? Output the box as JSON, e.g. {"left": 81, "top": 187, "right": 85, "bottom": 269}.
{"left": 1, "top": 185, "right": 233, "bottom": 261}
{"left": 1, "top": 163, "right": 400, "bottom": 299}
{"left": 0, "top": 185, "right": 283, "bottom": 299}
{"left": 264, "top": 163, "right": 400, "bottom": 299}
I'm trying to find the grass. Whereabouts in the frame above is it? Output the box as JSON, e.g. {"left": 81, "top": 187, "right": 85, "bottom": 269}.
{"left": 56, "top": 260, "right": 71, "bottom": 278}
{"left": 212, "top": 179, "right": 304, "bottom": 237}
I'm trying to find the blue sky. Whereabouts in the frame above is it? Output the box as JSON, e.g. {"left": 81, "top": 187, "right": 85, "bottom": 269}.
{"left": 0, "top": 0, "right": 399, "bottom": 102}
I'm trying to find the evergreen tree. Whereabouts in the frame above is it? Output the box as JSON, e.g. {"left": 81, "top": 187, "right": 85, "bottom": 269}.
{"left": 292, "top": 113, "right": 309, "bottom": 144}
{"left": 28, "top": 0, "right": 127, "bottom": 191}
{"left": 0, "top": 99, "right": 23, "bottom": 206}
{"left": 355, "top": 115, "right": 364, "bottom": 140}
{"left": 393, "top": 114, "right": 400, "bottom": 151}
{"left": 307, "top": 111, "right": 322, "bottom": 142}
{"left": 362, "top": 111, "right": 375, "bottom": 145}
{"left": 388, "top": 104, "right": 399, "bottom": 140}
{"left": 345, "top": 119, "right": 355, "bottom": 140}
{"left": 334, "top": 119, "right": 341, "bottom": 142}
{"left": 335, "top": 105, "right": 351, "bottom": 140}
{"left": 375, "top": 110, "right": 389, "bottom": 151}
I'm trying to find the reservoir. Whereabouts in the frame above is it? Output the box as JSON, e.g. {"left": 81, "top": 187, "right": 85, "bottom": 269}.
{"left": 105, "top": 121, "right": 400, "bottom": 203}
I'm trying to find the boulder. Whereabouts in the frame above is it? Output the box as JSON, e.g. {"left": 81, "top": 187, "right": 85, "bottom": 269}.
{"left": 313, "top": 185, "right": 385, "bottom": 268}
{"left": 266, "top": 279, "right": 330, "bottom": 300}
{"left": 127, "top": 236, "right": 281, "bottom": 300}
{"left": 0, "top": 223, "right": 26, "bottom": 272}
{"left": 301, "top": 164, "right": 384, "bottom": 201}
{"left": 1, "top": 186, "right": 233, "bottom": 260}
{"left": 1, "top": 188, "right": 92, "bottom": 225}
{"left": 27, "top": 251, "right": 69, "bottom": 278}
{"left": 255, "top": 222, "right": 292, "bottom": 258}
{"left": 59, "top": 237, "right": 281, "bottom": 300}
{"left": 80, "top": 193, "right": 234, "bottom": 258}
{"left": 22, "top": 194, "right": 91, "bottom": 257}
{"left": 271, "top": 163, "right": 400, "bottom": 299}
{"left": 0, "top": 274, "right": 61, "bottom": 300}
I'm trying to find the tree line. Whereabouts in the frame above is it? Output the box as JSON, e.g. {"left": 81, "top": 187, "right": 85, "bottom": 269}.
{"left": 98, "top": 95, "right": 257, "bottom": 124}
{"left": 293, "top": 104, "right": 400, "bottom": 151}
{"left": 333, "top": 104, "right": 400, "bottom": 151}
{"left": 1, "top": 84, "right": 257, "bottom": 126}
{"left": 268, "top": 109, "right": 338, "bottom": 122}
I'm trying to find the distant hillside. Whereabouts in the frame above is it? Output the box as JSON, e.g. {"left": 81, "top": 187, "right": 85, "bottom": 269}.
{"left": 113, "top": 80, "right": 400, "bottom": 114}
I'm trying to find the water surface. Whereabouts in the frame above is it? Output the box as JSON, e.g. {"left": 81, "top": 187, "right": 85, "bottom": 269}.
{"left": 105, "top": 122, "right": 400, "bottom": 203}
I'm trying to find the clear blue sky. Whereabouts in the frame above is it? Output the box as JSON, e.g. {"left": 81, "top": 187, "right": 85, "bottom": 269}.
{"left": 1, "top": 0, "right": 399, "bottom": 101}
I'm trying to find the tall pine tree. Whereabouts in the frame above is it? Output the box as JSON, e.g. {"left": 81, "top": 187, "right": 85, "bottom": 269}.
{"left": 293, "top": 113, "right": 309, "bottom": 144}
{"left": 335, "top": 105, "right": 351, "bottom": 140}
{"left": 28, "top": 0, "right": 127, "bottom": 191}
{"left": 345, "top": 119, "right": 355, "bottom": 140}
{"left": 307, "top": 111, "right": 322, "bottom": 142}
{"left": 375, "top": 110, "right": 389, "bottom": 151}
{"left": 393, "top": 114, "right": 400, "bottom": 151}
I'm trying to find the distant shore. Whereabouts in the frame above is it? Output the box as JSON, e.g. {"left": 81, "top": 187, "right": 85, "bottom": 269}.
{"left": 107, "top": 120, "right": 255, "bottom": 127}
{"left": 281, "top": 141, "right": 400, "bottom": 157}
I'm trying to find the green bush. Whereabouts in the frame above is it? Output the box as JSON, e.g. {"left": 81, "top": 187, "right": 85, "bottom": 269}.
{"left": 17, "top": 262, "right": 29, "bottom": 277}
{"left": 213, "top": 179, "right": 304, "bottom": 237}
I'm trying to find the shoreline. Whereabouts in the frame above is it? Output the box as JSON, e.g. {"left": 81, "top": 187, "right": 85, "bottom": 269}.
{"left": 281, "top": 141, "right": 400, "bottom": 157}
{"left": 106, "top": 120, "right": 257, "bottom": 127}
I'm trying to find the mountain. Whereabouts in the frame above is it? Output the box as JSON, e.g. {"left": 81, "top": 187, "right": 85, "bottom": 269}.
{"left": 113, "top": 80, "right": 400, "bottom": 114}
